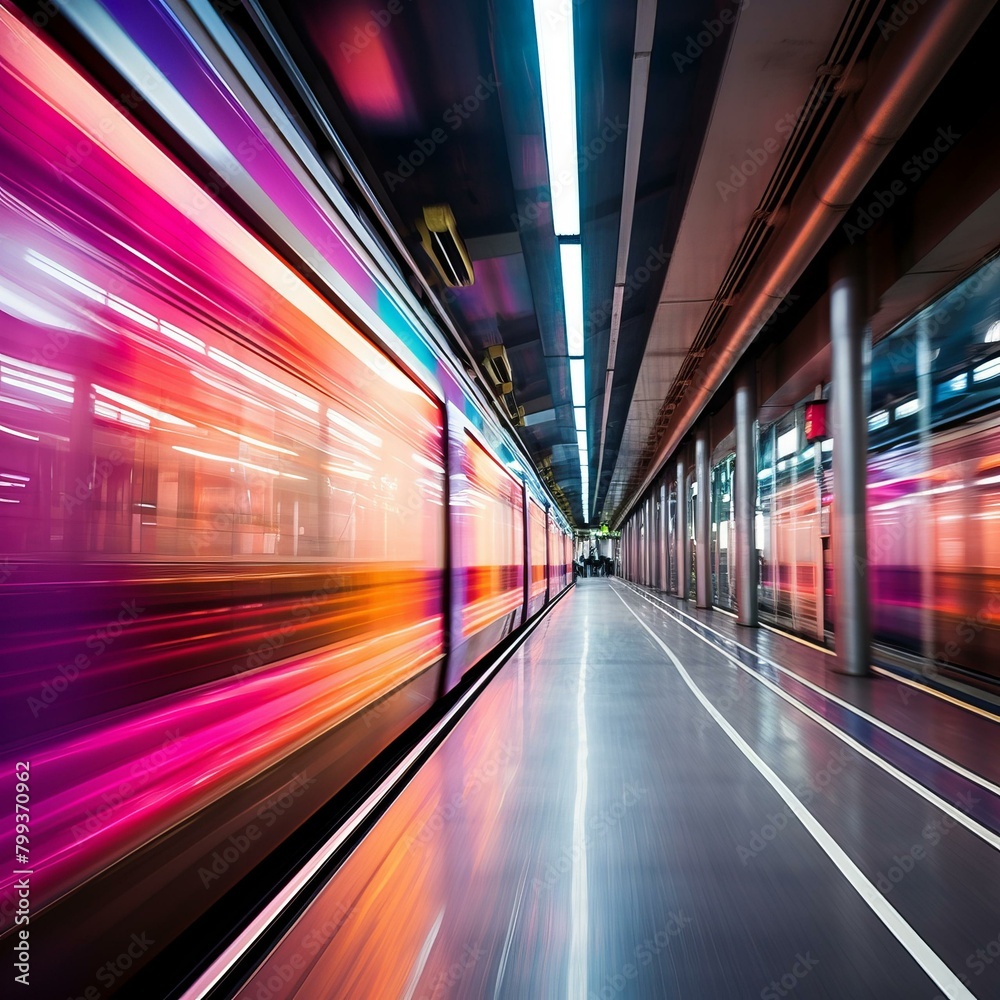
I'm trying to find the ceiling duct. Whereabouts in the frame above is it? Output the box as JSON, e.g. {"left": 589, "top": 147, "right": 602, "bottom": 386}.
{"left": 615, "top": 0, "right": 995, "bottom": 526}
{"left": 591, "top": 0, "right": 658, "bottom": 512}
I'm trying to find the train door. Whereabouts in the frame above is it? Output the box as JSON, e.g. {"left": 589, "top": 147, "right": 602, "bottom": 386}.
{"left": 544, "top": 507, "right": 552, "bottom": 602}
{"left": 757, "top": 424, "right": 776, "bottom": 616}
{"left": 526, "top": 494, "right": 547, "bottom": 617}
{"left": 711, "top": 453, "right": 736, "bottom": 610}
{"left": 759, "top": 409, "right": 825, "bottom": 641}
{"left": 687, "top": 474, "right": 697, "bottom": 596}
{"left": 521, "top": 481, "right": 530, "bottom": 618}
{"left": 668, "top": 481, "right": 677, "bottom": 593}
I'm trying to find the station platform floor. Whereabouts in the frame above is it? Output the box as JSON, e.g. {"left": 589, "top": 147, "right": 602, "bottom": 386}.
{"left": 231, "top": 579, "right": 1000, "bottom": 1000}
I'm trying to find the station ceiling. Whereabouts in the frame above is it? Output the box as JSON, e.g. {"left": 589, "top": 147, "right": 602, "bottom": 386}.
{"left": 237, "top": 0, "right": 985, "bottom": 527}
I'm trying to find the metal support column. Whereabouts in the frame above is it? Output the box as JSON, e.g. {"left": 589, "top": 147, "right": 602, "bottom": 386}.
{"left": 635, "top": 511, "right": 640, "bottom": 584}
{"left": 643, "top": 499, "right": 650, "bottom": 586}
{"left": 830, "top": 251, "right": 871, "bottom": 676}
{"left": 676, "top": 454, "right": 688, "bottom": 600}
{"left": 659, "top": 480, "right": 669, "bottom": 591}
{"left": 633, "top": 516, "right": 638, "bottom": 583}
{"left": 647, "top": 496, "right": 654, "bottom": 587}
{"left": 735, "top": 363, "right": 758, "bottom": 626}
{"left": 695, "top": 427, "right": 710, "bottom": 609}
{"left": 629, "top": 520, "right": 635, "bottom": 581}
{"left": 916, "top": 316, "right": 936, "bottom": 664}
{"left": 647, "top": 496, "right": 654, "bottom": 586}
{"left": 638, "top": 509, "right": 643, "bottom": 584}
{"left": 629, "top": 521, "right": 634, "bottom": 581}
{"left": 652, "top": 493, "right": 660, "bottom": 589}
{"left": 638, "top": 507, "right": 644, "bottom": 585}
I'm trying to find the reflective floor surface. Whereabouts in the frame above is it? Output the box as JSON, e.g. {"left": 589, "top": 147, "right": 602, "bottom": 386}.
{"left": 237, "top": 579, "right": 1000, "bottom": 999}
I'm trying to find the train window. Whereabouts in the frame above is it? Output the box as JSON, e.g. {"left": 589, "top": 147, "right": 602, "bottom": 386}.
{"left": 871, "top": 255, "right": 1000, "bottom": 440}
{"left": 454, "top": 434, "right": 524, "bottom": 634}
{"left": 756, "top": 395, "right": 833, "bottom": 641}
{"left": 0, "top": 129, "right": 445, "bottom": 570}
{"left": 710, "top": 455, "right": 735, "bottom": 610}
{"left": 528, "top": 498, "right": 547, "bottom": 600}
{"left": 865, "top": 255, "right": 1000, "bottom": 677}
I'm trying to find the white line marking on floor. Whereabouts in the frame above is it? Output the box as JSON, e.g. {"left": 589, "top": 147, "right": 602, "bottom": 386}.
{"left": 870, "top": 665, "right": 1000, "bottom": 725}
{"left": 567, "top": 624, "right": 589, "bottom": 1000}
{"left": 401, "top": 907, "right": 445, "bottom": 1000}
{"left": 615, "top": 583, "right": 1000, "bottom": 853}
{"left": 181, "top": 586, "right": 570, "bottom": 999}
{"left": 621, "top": 581, "right": 1000, "bottom": 799}
{"left": 494, "top": 866, "right": 528, "bottom": 1000}
{"left": 613, "top": 587, "right": 976, "bottom": 1000}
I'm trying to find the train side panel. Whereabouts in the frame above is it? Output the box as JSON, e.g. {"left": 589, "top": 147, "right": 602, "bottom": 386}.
{"left": 526, "top": 496, "right": 548, "bottom": 618}
{"left": 0, "top": 20, "right": 446, "bottom": 994}
{"left": 445, "top": 429, "right": 525, "bottom": 688}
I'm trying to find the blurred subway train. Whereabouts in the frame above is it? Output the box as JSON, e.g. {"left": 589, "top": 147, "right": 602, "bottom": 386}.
{"left": 662, "top": 258, "right": 1000, "bottom": 695}
{"left": 754, "top": 410, "right": 1000, "bottom": 685}
{"left": 0, "top": 7, "right": 571, "bottom": 995}
{"left": 750, "top": 263, "right": 1000, "bottom": 688}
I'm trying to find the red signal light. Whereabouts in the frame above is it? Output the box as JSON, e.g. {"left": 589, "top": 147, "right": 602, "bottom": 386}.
{"left": 804, "top": 400, "right": 828, "bottom": 442}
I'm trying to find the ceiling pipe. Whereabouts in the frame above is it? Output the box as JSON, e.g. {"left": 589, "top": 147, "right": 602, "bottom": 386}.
{"left": 614, "top": 0, "right": 996, "bottom": 527}
{"left": 591, "top": 0, "right": 657, "bottom": 516}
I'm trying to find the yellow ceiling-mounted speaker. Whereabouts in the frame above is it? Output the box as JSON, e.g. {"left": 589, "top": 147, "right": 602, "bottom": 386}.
{"left": 501, "top": 390, "right": 525, "bottom": 426}
{"left": 482, "top": 344, "right": 513, "bottom": 394}
{"left": 417, "top": 204, "right": 474, "bottom": 287}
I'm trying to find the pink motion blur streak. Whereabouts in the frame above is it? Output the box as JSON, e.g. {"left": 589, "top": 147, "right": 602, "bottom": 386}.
{"left": 0, "top": 6, "right": 572, "bottom": 993}
{"left": 0, "top": 3, "right": 449, "bottom": 982}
